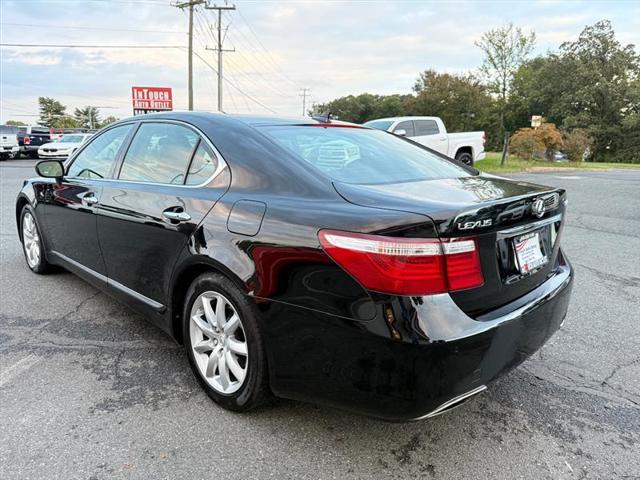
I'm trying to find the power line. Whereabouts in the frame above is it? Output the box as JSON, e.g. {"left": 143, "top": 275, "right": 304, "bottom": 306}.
{"left": 205, "top": 2, "right": 236, "bottom": 112}
{"left": 0, "top": 22, "right": 186, "bottom": 34}
{"left": 235, "top": 9, "right": 300, "bottom": 88}
{"left": 19, "top": 0, "right": 170, "bottom": 4}
{"left": 172, "top": 0, "right": 207, "bottom": 111}
{"left": 222, "top": 17, "right": 294, "bottom": 95}
{"left": 190, "top": 49, "right": 277, "bottom": 114}
{"left": 0, "top": 43, "right": 183, "bottom": 49}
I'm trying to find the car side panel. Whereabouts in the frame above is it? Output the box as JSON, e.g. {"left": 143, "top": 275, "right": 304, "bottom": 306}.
{"left": 96, "top": 169, "right": 231, "bottom": 312}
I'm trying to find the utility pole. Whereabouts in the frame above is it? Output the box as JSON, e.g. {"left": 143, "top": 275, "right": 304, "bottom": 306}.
{"left": 300, "top": 88, "right": 310, "bottom": 116}
{"left": 205, "top": 2, "right": 236, "bottom": 112}
{"left": 172, "top": 0, "right": 206, "bottom": 110}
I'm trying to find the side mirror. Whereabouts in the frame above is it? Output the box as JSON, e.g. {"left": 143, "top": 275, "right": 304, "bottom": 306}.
{"left": 36, "top": 160, "right": 64, "bottom": 179}
{"left": 394, "top": 129, "right": 407, "bottom": 137}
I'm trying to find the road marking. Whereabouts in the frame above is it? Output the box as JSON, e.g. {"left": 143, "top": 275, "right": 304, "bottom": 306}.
{"left": 0, "top": 354, "right": 41, "bottom": 388}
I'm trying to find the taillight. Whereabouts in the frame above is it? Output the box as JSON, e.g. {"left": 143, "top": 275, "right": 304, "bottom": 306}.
{"left": 24, "top": 135, "right": 31, "bottom": 145}
{"left": 318, "top": 230, "right": 484, "bottom": 296}
{"left": 482, "top": 132, "right": 486, "bottom": 148}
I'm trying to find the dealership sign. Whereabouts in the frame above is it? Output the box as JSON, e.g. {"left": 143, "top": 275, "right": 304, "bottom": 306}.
{"left": 132, "top": 86, "right": 173, "bottom": 115}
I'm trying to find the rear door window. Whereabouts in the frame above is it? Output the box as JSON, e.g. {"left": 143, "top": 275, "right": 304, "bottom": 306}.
{"left": 119, "top": 123, "right": 198, "bottom": 184}
{"left": 67, "top": 124, "right": 132, "bottom": 179}
{"left": 185, "top": 142, "right": 219, "bottom": 185}
{"left": 393, "top": 121, "right": 415, "bottom": 137}
{"left": 414, "top": 120, "right": 440, "bottom": 136}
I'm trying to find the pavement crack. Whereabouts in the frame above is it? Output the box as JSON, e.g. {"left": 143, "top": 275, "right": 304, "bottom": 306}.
{"left": 573, "top": 262, "right": 640, "bottom": 292}
{"left": 60, "top": 290, "right": 103, "bottom": 321}
{"left": 601, "top": 358, "right": 640, "bottom": 387}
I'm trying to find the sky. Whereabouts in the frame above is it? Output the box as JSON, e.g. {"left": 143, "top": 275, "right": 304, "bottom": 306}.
{"left": 1, "top": 0, "right": 638, "bottom": 124}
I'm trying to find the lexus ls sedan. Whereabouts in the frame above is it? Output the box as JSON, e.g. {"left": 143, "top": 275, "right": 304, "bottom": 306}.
{"left": 16, "top": 113, "right": 573, "bottom": 420}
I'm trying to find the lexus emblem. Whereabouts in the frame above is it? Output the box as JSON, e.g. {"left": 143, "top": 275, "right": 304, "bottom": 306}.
{"left": 531, "top": 198, "right": 545, "bottom": 218}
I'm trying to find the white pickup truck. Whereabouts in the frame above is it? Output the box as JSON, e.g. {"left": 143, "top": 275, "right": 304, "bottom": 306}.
{"left": 363, "top": 116, "right": 485, "bottom": 166}
{"left": 0, "top": 126, "right": 20, "bottom": 160}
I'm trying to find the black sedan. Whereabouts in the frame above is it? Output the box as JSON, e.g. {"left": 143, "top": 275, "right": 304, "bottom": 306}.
{"left": 16, "top": 112, "right": 573, "bottom": 420}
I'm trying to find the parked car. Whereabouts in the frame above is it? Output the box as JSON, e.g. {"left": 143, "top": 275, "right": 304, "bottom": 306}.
{"left": 364, "top": 116, "right": 485, "bottom": 166}
{"left": 17, "top": 126, "right": 51, "bottom": 158}
{"left": 0, "top": 126, "right": 20, "bottom": 160}
{"left": 16, "top": 113, "right": 573, "bottom": 420}
{"left": 553, "top": 151, "right": 568, "bottom": 162}
{"left": 37, "top": 133, "right": 93, "bottom": 158}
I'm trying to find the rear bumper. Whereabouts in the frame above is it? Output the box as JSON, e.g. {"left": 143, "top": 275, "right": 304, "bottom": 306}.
{"left": 476, "top": 150, "right": 486, "bottom": 161}
{"left": 19, "top": 145, "right": 39, "bottom": 152}
{"left": 262, "top": 255, "right": 573, "bottom": 421}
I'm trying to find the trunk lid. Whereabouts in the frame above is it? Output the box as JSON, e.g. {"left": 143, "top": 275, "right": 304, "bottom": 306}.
{"left": 334, "top": 175, "right": 567, "bottom": 316}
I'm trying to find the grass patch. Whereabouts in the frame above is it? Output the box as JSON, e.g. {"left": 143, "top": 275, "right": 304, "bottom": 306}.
{"left": 475, "top": 152, "right": 639, "bottom": 173}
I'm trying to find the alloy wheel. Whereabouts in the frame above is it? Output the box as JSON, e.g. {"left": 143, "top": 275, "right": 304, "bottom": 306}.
{"left": 22, "top": 212, "right": 41, "bottom": 268}
{"left": 189, "top": 291, "right": 249, "bottom": 394}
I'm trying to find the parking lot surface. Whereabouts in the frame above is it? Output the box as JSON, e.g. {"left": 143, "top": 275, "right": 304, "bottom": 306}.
{"left": 1, "top": 159, "right": 639, "bottom": 480}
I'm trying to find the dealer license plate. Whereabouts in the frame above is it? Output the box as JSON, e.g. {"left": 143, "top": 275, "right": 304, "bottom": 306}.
{"left": 514, "top": 231, "right": 547, "bottom": 274}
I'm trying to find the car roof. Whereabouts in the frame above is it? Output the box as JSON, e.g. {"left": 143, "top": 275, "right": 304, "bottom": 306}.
{"left": 115, "top": 111, "right": 361, "bottom": 128}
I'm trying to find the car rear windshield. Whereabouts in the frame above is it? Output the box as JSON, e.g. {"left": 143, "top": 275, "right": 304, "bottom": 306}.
{"left": 260, "top": 125, "right": 472, "bottom": 184}
{"left": 362, "top": 120, "right": 393, "bottom": 131}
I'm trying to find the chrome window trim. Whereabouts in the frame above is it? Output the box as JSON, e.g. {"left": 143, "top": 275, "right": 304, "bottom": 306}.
{"left": 64, "top": 119, "right": 228, "bottom": 189}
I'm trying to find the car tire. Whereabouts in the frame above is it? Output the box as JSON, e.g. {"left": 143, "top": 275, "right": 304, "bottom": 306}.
{"left": 183, "top": 272, "right": 270, "bottom": 412}
{"left": 456, "top": 151, "right": 474, "bottom": 166}
{"left": 20, "top": 204, "right": 52, "bottom": 274}
{"left": 28, "top": 151, "right": 39, "bottom": 159}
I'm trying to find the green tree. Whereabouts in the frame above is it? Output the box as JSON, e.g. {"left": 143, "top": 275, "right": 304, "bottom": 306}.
{"left": 99, "top": 115, "right": 119, "bottom": 128}
{"left": 556, "top": 20, "right": 639, "bottom": 162}
{"left": 411, "top": 69, "right": 496, "bottom": 143}
{"left": 5, "top": 120, "right": 26, "bottom": 126}
{"left": 310, "top": 93, "right": 412, "bottom": 124}
{"left": 476, "top": 23, "right": 536, "bottom": 165}
{"left": 57, "top": 116, "right": 81, "bottom": 128}
{"left": 38, "top": 97, "right": 68, "bottom": 128}
{"left": 74, "top": 106, "right": 101, "bottom": 129}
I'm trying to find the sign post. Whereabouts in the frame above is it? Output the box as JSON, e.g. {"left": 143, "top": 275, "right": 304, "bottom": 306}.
{"left": 132, "top": 87, "right": 173, "bottom": 116}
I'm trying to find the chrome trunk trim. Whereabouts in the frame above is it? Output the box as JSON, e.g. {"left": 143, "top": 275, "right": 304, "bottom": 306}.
{"left": 412, "top": 385, "right": 487, "bottom": 420}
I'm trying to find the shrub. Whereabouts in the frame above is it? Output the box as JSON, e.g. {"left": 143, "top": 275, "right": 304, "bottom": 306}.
{"left": 509, "top": 128, "right": 545, "bottom": 159}
{"left": 563, "top": 129, "right": 592, "bottom": 162}
{"left": 535, "top": 123, "right": 563, "bottom": 159}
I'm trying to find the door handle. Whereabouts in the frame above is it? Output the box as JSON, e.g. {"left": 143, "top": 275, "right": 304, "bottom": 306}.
{"left": 83, "top": 193, "right": 99, "bottom": 206}
{"left": 162, "top": 208, "right": 191, "bottom": 222}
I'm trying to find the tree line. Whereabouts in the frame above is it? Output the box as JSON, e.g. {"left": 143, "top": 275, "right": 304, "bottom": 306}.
{"left": 7, "top": 98, "right": 119, "bottom": 130}
{"left": 312, "top": 20, "right": 639, "bottom": 163}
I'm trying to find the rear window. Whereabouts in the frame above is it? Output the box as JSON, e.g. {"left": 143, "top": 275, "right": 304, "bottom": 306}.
{"left": 362, "top": 120, "right": 393, "bottom": 131}
{"left": 260, "top": 125, "right": 471, "bottom": 184}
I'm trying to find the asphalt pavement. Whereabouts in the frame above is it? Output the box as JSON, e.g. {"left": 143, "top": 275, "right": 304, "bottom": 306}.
{"left": 1, "top": 159, "right": 639, "bottom": 480}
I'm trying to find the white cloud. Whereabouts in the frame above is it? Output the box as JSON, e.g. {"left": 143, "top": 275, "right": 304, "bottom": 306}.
{"left": 1, "top": 0, "right": 637, "bottom": 122}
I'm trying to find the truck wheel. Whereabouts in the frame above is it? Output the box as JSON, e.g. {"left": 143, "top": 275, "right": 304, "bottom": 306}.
{"left": 456, "top": 151, "right": 473, "bottom": 166}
